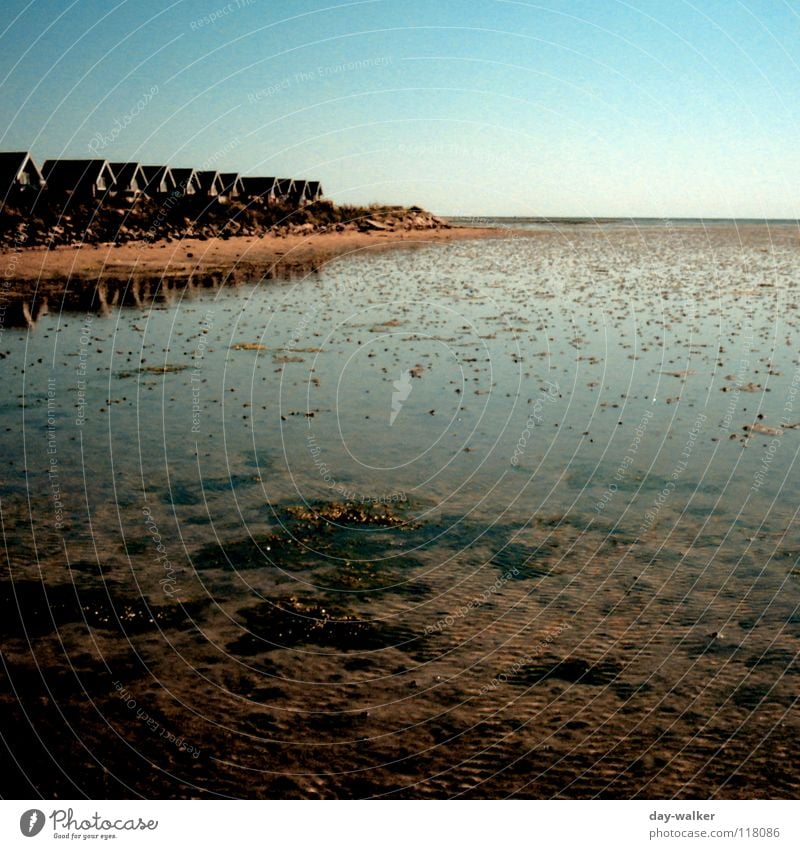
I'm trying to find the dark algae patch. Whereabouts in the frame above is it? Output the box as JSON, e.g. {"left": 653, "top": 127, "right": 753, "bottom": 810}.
{"left": 192, "top": 500, "right": 562, "bottom": 602}
{"left": 193, "top": 498, "right": 426, "bottom": 575}
{"left": 511, "top": 657, "right": 625, "bottom": 688}
{"left": 228, "top": 596, "right": 416, "bottom": 654}
{"left": 281, "top": 499, "right": 419, "bottom": 530}
{"left": 314, "top": 557, "right": 429, "bottom": 598}
{"left": 508, "top": 656, "right": 653, "bottom": 702}
{"left": 0, "top": 580, "right": 205, "bottom": 638}
{"left": 491, "top": 542, "right": 554, "bottom": 580}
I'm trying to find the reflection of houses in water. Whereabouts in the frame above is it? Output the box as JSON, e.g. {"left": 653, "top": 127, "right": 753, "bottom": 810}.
{"left": 91, "top": 274, "right": 223, "bottom": 312}
{"left": 1, "top": 296, "right": 49, "bottom": 330}
{"left": 3, "top": 257, "right": 323, "bottom": 331}
{"left": 2, "top": 276, "right": 229, "bottom": 330}
{"left": 80, "top": 273, "right": 231, "bottom": 314}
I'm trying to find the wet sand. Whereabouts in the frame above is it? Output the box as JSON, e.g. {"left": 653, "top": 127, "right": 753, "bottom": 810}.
{"left": 1, "top": 226, "right": 508, "bottom": 292}
{"left": 1, "top": 221, "right": 798, "bottom": 799}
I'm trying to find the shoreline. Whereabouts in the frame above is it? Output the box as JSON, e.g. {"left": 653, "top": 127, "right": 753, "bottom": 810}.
{"left": 1, "top": 226, "right": 510, "bottom": 295}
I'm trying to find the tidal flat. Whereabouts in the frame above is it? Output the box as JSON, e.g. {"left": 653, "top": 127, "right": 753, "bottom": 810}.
{"left": 1, "top": 221, "right": 798, "bottom": 798}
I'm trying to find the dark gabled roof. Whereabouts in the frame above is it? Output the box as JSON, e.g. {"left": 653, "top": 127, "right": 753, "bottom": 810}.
{"left": 141, "top": 165, "right": 176, "bottom": 192}
{"left": 141, "top": 165, "right": 167, "bottom": 180}
{"left": 170, "top": 168, "right": 200, "bottom": 190}
{"left": 195, "top": 170, "right": 224, "bottom": 194}
{"left": 219, "top": 172, "right": 244, "bottom": 194}
{"left": 0, "top": 152, "right": 29, "bottom": 179}
{"left": 109, "top": 162, "right": 146, "bottom": 190}
{"left": 0, "top": 151, "right": 44, "bottom": 189}
{"left": 292, "top": 179, "right": 308, "bottom": 196}
{"left": 239, "top": 176, "right": 277, "bottom": 194}
{"left": 275, "top": 178, "right": 295, "bottom": 196}
{"left": 42, "top": 159, "right": 115, "bottom": 189}
{"left": 305, "top": 180, "right": 322, "bottom": 198}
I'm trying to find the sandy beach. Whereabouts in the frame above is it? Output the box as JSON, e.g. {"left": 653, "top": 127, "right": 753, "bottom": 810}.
{"left": 1, "top": 226, "right": 507, "bottom": 295}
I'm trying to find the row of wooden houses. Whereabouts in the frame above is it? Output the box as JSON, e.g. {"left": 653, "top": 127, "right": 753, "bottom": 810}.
{"left": 0, "top": 152, "right": 323, "bottom": 207}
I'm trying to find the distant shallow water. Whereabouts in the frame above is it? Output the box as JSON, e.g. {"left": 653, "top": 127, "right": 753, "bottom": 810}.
{"left": 450, "top": 215, "right": 800, "bottom": 229}
{"left": 1, "top": 222, "right": 798, "bottom": 798}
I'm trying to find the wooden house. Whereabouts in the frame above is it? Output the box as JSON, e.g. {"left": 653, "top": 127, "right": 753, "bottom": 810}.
{"left": 219, "top": 172, "right": 244, "bottom": 201}
{"left": 275, "top": 178, "right": 295, "bottom": 204}
{"left": 290, "top": 180, "right": 323, "bottom": 206}
{"left": 141, "top": 165, "right": 177, "bottom": 198}
{"left": 109, "top": 162, "right": 147, "bottom": 198}
{"left": 290, "top": 180, "right": 308, "bottom": 206}
{"left": 170, "top": 168, "right": 201, "bottom": 196}
{"left": 41, "top": 159, "right": 115, "bottom": 199}
{"left": 305, "top": 180, "right": 323, "bottom": 203}
{"left": 195, "top": 170, "right": 225, "bottom": 198}
{"left": 0, "top": 151, "right": 45, "bottom": 203}
{"left": 239, "top": 176, "right": 278, "bottom": 204}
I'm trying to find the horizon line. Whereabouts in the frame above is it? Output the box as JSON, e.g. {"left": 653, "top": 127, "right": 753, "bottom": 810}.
{"left": 442, "top": 215, "right": 800, "bottom": 223}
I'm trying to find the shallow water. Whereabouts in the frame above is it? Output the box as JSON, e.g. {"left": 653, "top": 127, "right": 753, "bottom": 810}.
{"left": 1, "top": 223, "right": 798, "bottom": 798}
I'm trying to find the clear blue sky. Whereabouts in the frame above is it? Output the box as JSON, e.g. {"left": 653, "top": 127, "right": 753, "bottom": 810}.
{"left": 1, "top": 0, "right": 798, "bottom": 217}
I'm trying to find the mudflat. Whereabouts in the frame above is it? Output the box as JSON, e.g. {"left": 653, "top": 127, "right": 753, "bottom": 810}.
{"left": 1, "top": 226, "right": 509, "bottom": 292}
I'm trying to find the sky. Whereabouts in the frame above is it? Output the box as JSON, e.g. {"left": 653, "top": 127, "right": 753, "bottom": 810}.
{"left": 0, "top": 0, "right": 798, "bottom": 217}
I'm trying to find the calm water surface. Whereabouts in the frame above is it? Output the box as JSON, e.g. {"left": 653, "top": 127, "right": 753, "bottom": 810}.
{"left": 1, "top": 222, "right": 798, "bottom": 798}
